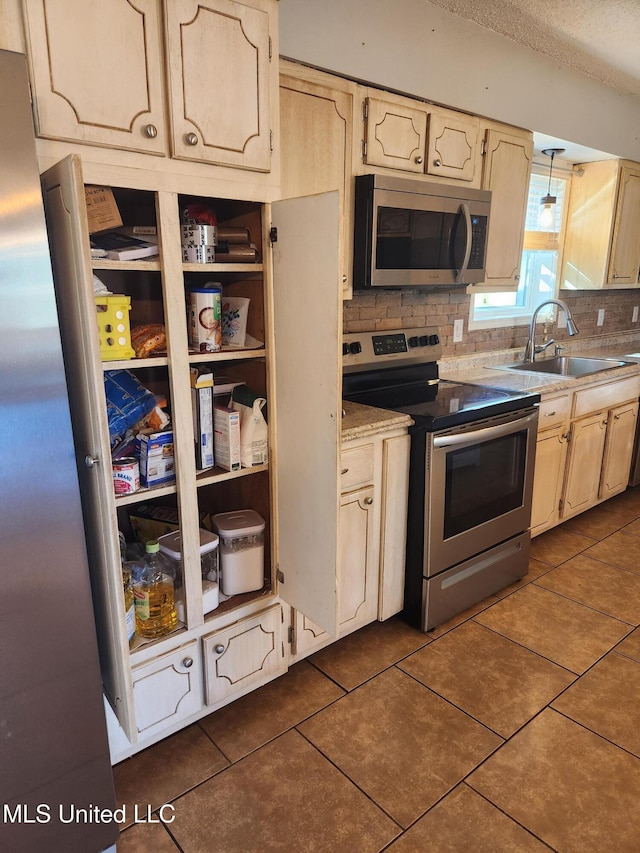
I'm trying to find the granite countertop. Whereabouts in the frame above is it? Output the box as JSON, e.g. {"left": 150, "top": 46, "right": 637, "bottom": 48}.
{"left": 341, "top": 400, "right": 413, "bottom": 441}
{"left": 438, "top": 333, "right": 640, "bottom": 396}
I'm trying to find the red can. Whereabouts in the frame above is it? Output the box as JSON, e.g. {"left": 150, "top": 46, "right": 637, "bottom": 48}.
{"left": 113, "top": 457, "right": 140, "bottom": 495}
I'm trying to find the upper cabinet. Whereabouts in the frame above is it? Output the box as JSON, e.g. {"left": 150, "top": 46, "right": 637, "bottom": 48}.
{"left": 22, "top": 0, "right": 277, "bottom": 175}
{"left": 164, "top": 0, "right": 273, "bottom": 171}
{"left": 362, "top": 94, "right": 481, "bottom": 184}
{"left": 22, "top": 0, "right": 167, "bottom": 155}
{"left": 562, "top": 159, "right": 640, "bottom": 289}
{"left": 279, "top": 61, "right": 357, "bottom": 297}
{"left": 472, "top": 124, "right": 533, "bottom": 293}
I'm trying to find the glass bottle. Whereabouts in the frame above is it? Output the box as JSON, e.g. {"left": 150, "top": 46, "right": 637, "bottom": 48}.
{"left": 132, "top": 540, "right": 178, "bottom": 639}
{"left": 122, "top": 564, "right": 136, "bottom": 648}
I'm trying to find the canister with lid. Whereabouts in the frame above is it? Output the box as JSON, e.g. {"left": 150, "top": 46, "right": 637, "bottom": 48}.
{"left": 158, "top": 528, "right": 220, "bottom": 617}
{"left": 212, "top": 509, "right": 265, "bottom": 596}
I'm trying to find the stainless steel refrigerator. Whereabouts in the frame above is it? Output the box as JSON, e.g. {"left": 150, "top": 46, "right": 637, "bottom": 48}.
{"left": 0, "top": 49, "right": 118, "bottom": 853}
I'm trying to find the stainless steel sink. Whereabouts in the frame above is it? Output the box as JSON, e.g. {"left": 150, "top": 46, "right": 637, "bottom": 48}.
{"left": 492, "top": 355, "right": 631, "bottom": 378}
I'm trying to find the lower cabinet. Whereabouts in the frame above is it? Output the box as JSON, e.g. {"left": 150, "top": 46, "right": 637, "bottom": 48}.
{"left": 531, "top": 376, "right": 640, "bottom": 536}
{"left": 203, "top": 604, "right": 285, "bottom": 706}
{"left": 291, "top": 423, "right": 411, "bottom": 660}
{"left": 132, "top": 641, "right": 204, "bottom": 740}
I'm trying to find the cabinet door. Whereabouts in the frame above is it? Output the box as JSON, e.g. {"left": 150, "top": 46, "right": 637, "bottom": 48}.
{"left": 339, "top": 486, "right": 378, "bottom": 634}
{"left": 608, "top": 167, "right": 640, "bottom": 285}
{"left": 561, "top": 413, "right": 608, "bottom": 520}
{"left": 364, "top": 96, "right": 427, "bottom": 173}
{"left": 530, "top": 427, "right": 568, "bottom": 537}
{"left": 41, "top": 156, "right": 139, "bottom": 739}
{"left": 600, "top": 401, "right": 639, "bottom": 500}
{"left": 426, "top": 109, "right": 480, "bottom": 182}
{"left": 476, "top": 128, "right": 533, "bottom": 292}
{"left": 23, "top": 0, "right": 166, "bottom": 155}
{"left": 379, "top": 433, "right": 410, "bottom": 619}
{"left": 272, "top": 192, "right": 341, "bottom": 635}
{"left": 164, "top": 0, "right": 273, "bottom": 171}
{"left": 203, "top": 604, "right": 284, "bottom": 705}
{"left": 132, "top": 641, "right": 202, "bottom": 739}
{"left": 280, "top": 72, "right": 355, "bottom": 296}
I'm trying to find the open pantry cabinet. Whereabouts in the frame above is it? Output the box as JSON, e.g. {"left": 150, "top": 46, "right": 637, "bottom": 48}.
{"left": 40, "top": 155, "right": 341, "bottom": 756}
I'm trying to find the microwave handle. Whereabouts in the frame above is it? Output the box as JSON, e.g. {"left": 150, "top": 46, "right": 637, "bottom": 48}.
{"left": 454, "top": 202, "right": 473, "bottom": 284}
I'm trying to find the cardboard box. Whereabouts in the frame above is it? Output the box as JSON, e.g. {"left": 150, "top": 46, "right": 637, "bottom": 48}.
{"left": 214, "top": 405, "right": 240, "bottom": 472}
{"left": 128, "top": 504, "right": 211, "bottom": 544}
{"left": 191, "top": 367, "right": 214, "bottom": 470}
{"left": 84, "top": 186, "right": 122, "bottom": 234}
{"left": 136, "top": 430, "right": 176, "bottom": 488}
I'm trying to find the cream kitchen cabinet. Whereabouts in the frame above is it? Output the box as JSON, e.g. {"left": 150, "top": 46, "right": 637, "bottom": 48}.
{"left": 22, "top": 0, "right": 278, "bottom": 174}
{"left": 202, "top": 603, "right": 284, "bottom": 706}
{"left": 40, "top": 146, "right": 343, "bottom": 760}
{"left": 562, "top": 159, "right": 640, "bottom": 289}
{"left": 530, "top": 393, "right": 570, "bottom": 537}
{"left": 529, "top": 375, "right": 640, "bottom": 531}
{"left": 279, "top": 61, "right": 357, "bottom": 297}
{"left": 362, "top": 93, "right": 481, "bottom": 184}
{"left": 469, "top": 124, "right": 533, "bottom": 293}
{"left": 291, "top": 423, "right": 411, "bottom": 661}
{"left": 562, "top": 377, "right": 640, "bottom": 519}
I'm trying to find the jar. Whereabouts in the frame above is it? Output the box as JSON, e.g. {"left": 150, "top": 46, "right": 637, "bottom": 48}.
{"left": 212, "top": 509, "right": 265, "bottom": 596}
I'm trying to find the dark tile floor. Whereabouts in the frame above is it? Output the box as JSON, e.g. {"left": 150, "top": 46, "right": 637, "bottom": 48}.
{"left": 114, "top": 486, "right": 640, "bottom": 852}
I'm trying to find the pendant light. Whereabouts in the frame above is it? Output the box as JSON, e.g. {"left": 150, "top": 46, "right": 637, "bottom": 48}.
{"left": 539, "top": 147, "right": 565, "bottom": 228}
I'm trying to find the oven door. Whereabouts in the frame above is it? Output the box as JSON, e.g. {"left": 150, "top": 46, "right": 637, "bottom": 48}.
{"left": 425, "top": 407, "right": 538, "bottom": 576}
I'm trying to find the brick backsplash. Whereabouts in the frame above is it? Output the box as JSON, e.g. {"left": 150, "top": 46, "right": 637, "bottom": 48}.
{"left": 343, "top": 289, "right": 640, "bottom": 356}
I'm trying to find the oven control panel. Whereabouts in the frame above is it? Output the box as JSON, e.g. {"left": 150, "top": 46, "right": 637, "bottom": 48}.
{"left": 342, "top": 326, "right": 443, "bottom": 373}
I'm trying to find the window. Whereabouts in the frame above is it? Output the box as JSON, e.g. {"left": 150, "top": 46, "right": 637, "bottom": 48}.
{"left": 470, "top": 168, "right": 570, "bottom": 328}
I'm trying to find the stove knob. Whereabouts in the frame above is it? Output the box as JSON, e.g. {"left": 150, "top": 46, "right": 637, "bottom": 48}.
{"left": 418, "top": 335, "right": 428, "bottom": 346}
{"left": 428, "top": 334, "right": 440, "bottom": 346}
{"left": 408, "top": 336, "right": 419, "bottom": 348}
{"left": 349, "top": 341, "right": 362, "bottom": 355}
{"left": 342, "top": 342, "right": 350, "bottom": 356}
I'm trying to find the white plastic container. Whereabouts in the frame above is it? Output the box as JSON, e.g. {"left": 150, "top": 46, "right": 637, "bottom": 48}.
{"left": 213, "top": 509, "right": 265, "bottom": 596}
{"left": 158, "top": 528, "right": 219, "bottom": 585}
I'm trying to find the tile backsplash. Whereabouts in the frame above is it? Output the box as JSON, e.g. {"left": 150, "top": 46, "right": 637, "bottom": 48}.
{"left": 343, "top": 289, "right": 640, "bottom": 357}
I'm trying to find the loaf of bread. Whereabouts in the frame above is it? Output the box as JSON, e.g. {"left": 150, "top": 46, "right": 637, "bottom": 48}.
{"left": 130, "top": 323, "right": 166, "bottom": 358}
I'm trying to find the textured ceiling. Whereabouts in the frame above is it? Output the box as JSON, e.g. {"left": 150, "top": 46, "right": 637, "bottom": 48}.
{"left": 427, "top": 0, "right": 640, "bottom": 97}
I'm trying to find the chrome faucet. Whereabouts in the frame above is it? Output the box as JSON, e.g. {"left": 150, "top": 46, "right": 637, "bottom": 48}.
{"left": 524, "top": 299, "right": 579, "bottom": 362}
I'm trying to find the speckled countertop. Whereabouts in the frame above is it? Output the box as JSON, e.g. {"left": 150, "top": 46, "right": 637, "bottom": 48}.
{"left": 341, "top": 400, "right": 413, "bottom": 441}
{"left": 438, "top": 333, "right": 640, "bottom": 396}
{"left": 340, "top": 332, "right": 640, "bottom": 439}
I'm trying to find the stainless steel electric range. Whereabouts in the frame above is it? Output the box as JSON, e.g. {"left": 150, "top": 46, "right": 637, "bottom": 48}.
{"left": 342, "top": 326, "right": 540, "bottom": 631}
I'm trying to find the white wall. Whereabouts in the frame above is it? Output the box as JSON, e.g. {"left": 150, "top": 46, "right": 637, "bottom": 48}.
{"left": 278, "top": 0, "right": 640, "bottom": 162}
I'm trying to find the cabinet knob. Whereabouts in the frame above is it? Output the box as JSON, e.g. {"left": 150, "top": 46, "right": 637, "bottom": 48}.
{"left": 341, "top": 468, "right": 349, "bottom": 475}
{"left": 414, "top": 155, "right": 424, "bottom": 165}
{"left": 514, "top": 274, "right": 520, "bottom": 281}
{"left": 144, "top": 124, "right": 158, "bottom": 139}
{"left": 182, "top": 657, "right": 193, "bottom": 668}
{"left": 84, "top": 454, "right": 100, "bottom": 468}
{"left": 433, "top": 158, "right": 442, "bottom": 167}
{"left": 342, "top": 275, "right": 347, "bottom": 283}
{"left": 364, "top": 496, "right": 373, "bottom": 505}
{"left": 545, "top": 411, "right": 556, "bottom": 417}
{"left": 214, "top": 644, "right": 225, "bottom": 655}
{"left": 185, "top": 132, "right": 199, "bottom": 146}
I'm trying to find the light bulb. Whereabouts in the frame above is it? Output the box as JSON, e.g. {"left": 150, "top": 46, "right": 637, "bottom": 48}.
{"left": 539, "top": 201, "right": 555, "bottom": 228}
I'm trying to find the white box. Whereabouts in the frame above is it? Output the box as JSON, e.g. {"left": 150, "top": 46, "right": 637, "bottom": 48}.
{"left": 190, "top": 367, "right": 214, "bottom": 470}
{"left": 136, "top": 431, "right": 175, "bottom": 487}
{"left": 214, "top": 405, "right": 240, "bottom": 472}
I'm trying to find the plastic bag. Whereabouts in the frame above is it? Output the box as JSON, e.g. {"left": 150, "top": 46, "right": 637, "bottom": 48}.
{"left": 231, "top": 386, "right": 268, "bottom": 467}
{"left": 105, "top": 370, "right": 157, "bottom": 445}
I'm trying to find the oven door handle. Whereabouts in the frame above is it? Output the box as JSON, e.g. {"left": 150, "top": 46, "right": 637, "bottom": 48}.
{"left": 454, "top": 202, "right": 472, "bottom": 284}
{"left": 433, "top": 409, "right": 538, "bottom": 448}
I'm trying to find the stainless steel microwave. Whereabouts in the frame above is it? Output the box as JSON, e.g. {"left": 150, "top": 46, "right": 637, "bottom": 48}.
{"left": 353, "top": 174, "right": 491, "bottom": 288}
